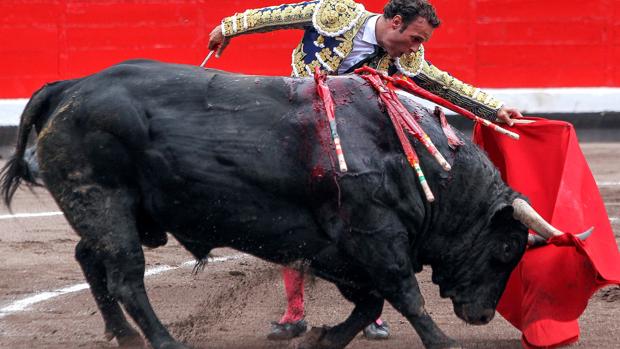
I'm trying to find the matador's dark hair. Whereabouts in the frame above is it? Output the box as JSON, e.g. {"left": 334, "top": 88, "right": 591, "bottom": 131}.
{"left": 383, "top": 0, "right": 441, "bottom": 30}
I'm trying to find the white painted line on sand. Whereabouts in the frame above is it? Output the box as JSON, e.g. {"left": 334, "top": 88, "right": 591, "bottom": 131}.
{"left": 0, "top": 211, "right": 64, "bottom": 220}
{"left": 0, "top": 254, "right": 247, "bottom": 319}
{"left": 610, "top": 217, "right": 619, "bottom": 223}
{"left": 598, "top": 181, "right": 620, "bottom": 187}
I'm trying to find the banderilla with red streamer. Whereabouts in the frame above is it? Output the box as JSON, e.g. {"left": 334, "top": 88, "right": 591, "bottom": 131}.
{"left": 314, "top": 67, "right": 348, "bottom": 172}
{"left": 355, "top": 66, "right": 520, "bottom": 140}
{"left": 358, "top": 72, "right": 448, "bottom": 202}
{"left": 358, "top": 72, "right": 452, "bottom": 172}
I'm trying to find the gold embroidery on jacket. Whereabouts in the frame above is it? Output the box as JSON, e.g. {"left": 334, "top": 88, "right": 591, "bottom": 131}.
{"left": 395, "top": 45, "right": 425, "bottom": 77}
{"left": 222, "top": 1, "right": 317, "bottom": 37}
{"left": 222, "top": 0, "right": 504, "bottom": 120}
{"left": 314, "top": 35, "right": 325, "bottom": 48}
{"left": 291, "top": 43, "right": 307, "bottom": 77}
{"left": 317, "top": 48, "right": 339, "bottom": 72}
{"left": 376, "top": 55, "right": 392, "bottom": 74}
{"left": 415, "top": 61, "right": 503, "bottom": 119}
{"left": 291, "top": 43, "right": 324, "bottom": 77}
{"left": 313, "top": 0, "right": 365, "bottom": 37}
{"left": 293, "top": 12, "right": 372, "bottom": 77}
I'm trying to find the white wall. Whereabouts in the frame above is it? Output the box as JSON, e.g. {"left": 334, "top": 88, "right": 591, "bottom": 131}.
{"left": 0, "top": 99, "right": 29, "bottom": 126}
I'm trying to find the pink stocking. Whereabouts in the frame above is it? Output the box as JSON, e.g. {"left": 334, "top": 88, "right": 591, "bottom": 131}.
{"left": 279, "top": 267, "right": 305, "bottom": 324}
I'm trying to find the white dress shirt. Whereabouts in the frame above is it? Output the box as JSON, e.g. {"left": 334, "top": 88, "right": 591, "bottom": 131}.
{"left": 337, "top": 15, "right": 381, "bottom": 75}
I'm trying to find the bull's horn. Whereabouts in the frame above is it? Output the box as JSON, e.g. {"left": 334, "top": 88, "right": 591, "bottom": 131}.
{"left": 512, "top": 198, "right": 564, "bottom": 239}
{"left": 513, "top": 198, "right": 595, "bottom": 241}
{"left": 575, "top": 227, "right": 594, "bottom": 241}
{"left": 527, "top": 234, "right": 547, "bottom": 246}
{"left": 527, "top": 227, "right": 594, "bottom": 247}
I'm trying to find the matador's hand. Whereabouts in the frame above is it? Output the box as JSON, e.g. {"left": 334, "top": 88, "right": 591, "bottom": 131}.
{"left": 208, "top": 25, "right": 230, "bottom": 58}
{"left": 495, "top": 106, "right": 523, "bottom": 126}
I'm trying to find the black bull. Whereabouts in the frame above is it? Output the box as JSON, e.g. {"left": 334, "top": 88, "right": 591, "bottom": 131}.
{"left": 1, "top": 60, "right": 528, "bottom": 349}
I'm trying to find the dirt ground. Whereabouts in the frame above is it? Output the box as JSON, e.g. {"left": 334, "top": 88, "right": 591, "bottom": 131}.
{"left": 0, "top": 143, "right": 618, "bottom": 349}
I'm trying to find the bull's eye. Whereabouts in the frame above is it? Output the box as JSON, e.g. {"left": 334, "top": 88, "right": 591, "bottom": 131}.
{"left": 503, "top": 242, "right": 511, "bottom": 254}
{"left": 499, "top": 242, "right": 514, "bottom": 263}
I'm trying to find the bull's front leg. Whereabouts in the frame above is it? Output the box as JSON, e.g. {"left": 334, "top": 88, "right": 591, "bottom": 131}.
{"left": 383, "top": 275, "right": 460, "bottom": 349}
{"left": 339, "top": 215, "right": 460, "bottom": 349}
{"left": 322, "top": 178, "right": 461, "bottom": 348}
{"left": 366, "top": 234, "right": 459, "bottom": 348}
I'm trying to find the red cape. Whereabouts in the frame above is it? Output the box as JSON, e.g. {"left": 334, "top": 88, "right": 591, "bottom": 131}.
{"left": 473, "top": 117, "right": 620, "bottom": 348}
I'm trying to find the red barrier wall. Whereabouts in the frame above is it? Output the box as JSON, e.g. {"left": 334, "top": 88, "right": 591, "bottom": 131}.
{"left": 1, "top": 0, "right": 618, "bottom": 98}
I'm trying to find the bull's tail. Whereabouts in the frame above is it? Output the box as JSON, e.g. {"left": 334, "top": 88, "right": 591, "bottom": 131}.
{"left": 0, "top": 81, "right": 69, "bottom": 208}
{"left": 0, "top": 154, "right": 35, "bottom": 209}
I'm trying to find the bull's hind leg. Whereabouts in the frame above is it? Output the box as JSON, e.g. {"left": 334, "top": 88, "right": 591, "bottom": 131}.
{"left": 55, "top": 186, "right": 188, "bottom": 349}
{"left": 75, "top": 240, "right": 144, "bottom": 347}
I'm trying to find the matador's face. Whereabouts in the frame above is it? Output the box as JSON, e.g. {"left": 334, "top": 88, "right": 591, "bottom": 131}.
{"left": 383, "top": 16, "right": 434, "bottom": 58}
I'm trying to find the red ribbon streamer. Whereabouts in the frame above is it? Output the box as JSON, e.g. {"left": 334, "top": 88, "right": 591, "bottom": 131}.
{"left": 355, "top": 66, "right": 519, "bottom": 140}
{"left": 314, "top": 67, "right": 348, "bottom": 172}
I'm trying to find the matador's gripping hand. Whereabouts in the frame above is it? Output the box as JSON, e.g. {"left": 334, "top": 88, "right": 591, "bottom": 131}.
{"left": 208, "top": 25, "right": 230, "bottom": 58}
{"left": 495, "top": 106, "right": 523, "bottom": 127}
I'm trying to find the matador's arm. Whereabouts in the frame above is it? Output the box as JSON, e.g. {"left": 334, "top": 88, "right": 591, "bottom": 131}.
{"left": 220, "top": 1, "right": 319, "bottom": 37}
{"left": 396, "top": 47, "right": 504, "bottom": 121}
{"left": 413, "top": 61, "right": 503, "bottom": 121}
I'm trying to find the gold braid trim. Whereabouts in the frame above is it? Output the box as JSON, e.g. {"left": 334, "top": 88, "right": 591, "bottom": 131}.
{"left": 291, "top": 11, "right": 372, "bottom": 77}
{"left": 375, "top": 55, "right": 393, "bottom": 74}
{"left": 414, "top": 61, "right": 504, "bottom": 120}
{"left": 312, "top": 0, "right": 366, "bottom": 37}
{"left": 221, "top": 1, "right": 317, "bottom": 37}
{"left": 291, "top": 42, "right": 326, "bottom": 77}
{"left": 291, "top": 42, "right": 307, "bottom": 77}
{"left": 395, "top": 45, "right": 425, "bottom": 77}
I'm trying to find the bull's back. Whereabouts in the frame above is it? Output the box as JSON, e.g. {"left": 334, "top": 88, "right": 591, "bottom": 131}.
{"left": 36, "top": 60, "right": 489, "bottom": 235}
{"left": 132, "top": 63, "right": 326, "bottom": 199}
{"left": 35, "top": 61, "right": 305, "bottom": 183}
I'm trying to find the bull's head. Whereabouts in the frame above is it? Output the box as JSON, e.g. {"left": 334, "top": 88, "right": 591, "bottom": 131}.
{"left": 430, "top": 204, "right": 528, "bottom": 325}
{"left": 429, "top": 199, "right": 592, "bottom": 326}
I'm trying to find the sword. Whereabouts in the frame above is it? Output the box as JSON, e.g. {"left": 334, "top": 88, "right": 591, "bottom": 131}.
{"left": 200, "top": 50, "right": 215, "bottom": 68}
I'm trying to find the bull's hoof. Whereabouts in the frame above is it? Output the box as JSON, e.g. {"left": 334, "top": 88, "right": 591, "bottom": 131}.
{"left": 117, "top": 335, "right": 146, "bottom": 348}
{"left": 291, "top": 326, "right": 342, "bottom": 349}
{"left": 104, "top": 327, "right": 145, "bottom": 348}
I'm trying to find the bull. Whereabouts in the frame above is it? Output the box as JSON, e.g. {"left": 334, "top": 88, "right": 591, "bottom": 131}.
{"left": 0, "top": 60, "right": 582, "bottom": 349}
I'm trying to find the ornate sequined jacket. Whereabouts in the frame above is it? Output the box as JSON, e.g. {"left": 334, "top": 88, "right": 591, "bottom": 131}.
{"left": 221, "top": 0, "right": 503, "bottom": 120}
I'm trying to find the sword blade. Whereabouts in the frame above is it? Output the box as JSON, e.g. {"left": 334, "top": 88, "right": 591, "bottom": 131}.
{"left": 200, "top": 51, "right": 215, "bottom": 68}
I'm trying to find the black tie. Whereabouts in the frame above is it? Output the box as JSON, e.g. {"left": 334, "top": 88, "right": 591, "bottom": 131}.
{"left": 344, "top": 45, "right": 385, "bottom": 74}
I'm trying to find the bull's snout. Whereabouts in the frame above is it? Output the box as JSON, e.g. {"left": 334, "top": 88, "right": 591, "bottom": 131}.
{"left": 453, "top": 303, "right": 495, "bottom": 325}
